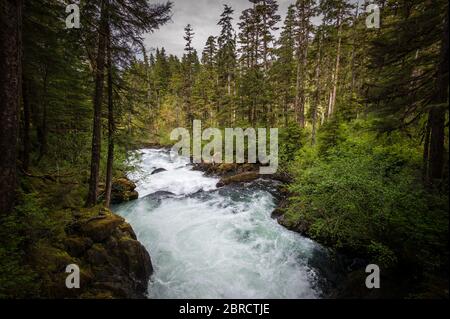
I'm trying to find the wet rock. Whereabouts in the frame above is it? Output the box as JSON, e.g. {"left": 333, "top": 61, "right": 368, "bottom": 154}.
{"left": 86, "top": 244, "right": 109, "bottom": 265}
{"left": 28, "top": 207, "right": 154, "bottom": 299}
{"left": 118, "top": 237, "right": 153, "bottom": 292}
{"left": 270, "top": 171, "right": 293, "bottom": 184}
{"left": 276, "top": 214, "right": 311, "bottom": 235}
{"left": 110, "top": 177, "right": 139, "bottom": 204}
{"left": 118, "top": 222, "right": 137, "bottom": 240}
{"left": 151, "top": 168, "right": 167, "bottom": 175}
{"left": 144, "top": 191, "right": 176, "bottom": 199}
{"left": 194, "top": 162, "right": 258, "bottom": 177}
{"left": 113, "top": 177, "right": 136, "bottom": 191}
{"left": 64, "top": 236, "right": 94, "bottom": 257}
{"left": 80, "top": 213, "right": 124, "bottom": 242}
{"left": 216, "top": 171, "right": 260, "bottom": 187}
{"left": 76, "top": 208, "right": 153, "bottom": 298}
{"left": 271, "top": 199, "right": 287, "bottom": 219}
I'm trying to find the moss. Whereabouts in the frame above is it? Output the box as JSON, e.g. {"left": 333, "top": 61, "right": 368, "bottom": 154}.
{"left": 2, "top": 154, "right": 151, "bottom": 299}
{"left": 217, "top": 172, "right": 260, "bottom": 187}
{"left": 80, "top": 211, "right": 124, "bottom": 243}
{"left": 29, "top": 241, "right": 76, "bottom": 274}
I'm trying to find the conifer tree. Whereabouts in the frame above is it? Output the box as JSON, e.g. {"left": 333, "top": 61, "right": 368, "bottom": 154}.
{"left": 273, "top": 4, "right": 296, "bottom": 126}
{"left": 85, "top": 0, "right": 172, "bottom": 207}
{"left": 217, "top": 5, "right": 237, "bottom": 125}
{"left": 293, "top": 0, "right": 315, "bottom": 127}
{"left": 0, "top": 0, "right": 22, "bottom": 214}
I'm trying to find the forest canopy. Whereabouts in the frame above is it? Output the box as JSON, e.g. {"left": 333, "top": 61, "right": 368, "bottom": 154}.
{"left": 0, "top": 0, "right": 448, "bottom": 299}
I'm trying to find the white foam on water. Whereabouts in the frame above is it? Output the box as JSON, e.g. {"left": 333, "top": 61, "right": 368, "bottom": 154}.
{"left": 115, "top": 148, "right": 323, "bottom": 299}
{"left": 127, "top": 149, "right": 218, "bottom": 197}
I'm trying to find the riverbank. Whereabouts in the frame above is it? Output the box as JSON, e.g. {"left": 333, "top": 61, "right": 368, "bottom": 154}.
{"left": 0, "top": 168, "right": 153, "bottom": 298}
{"left": 190, "top": 160, "right": 442, "bottom": 299}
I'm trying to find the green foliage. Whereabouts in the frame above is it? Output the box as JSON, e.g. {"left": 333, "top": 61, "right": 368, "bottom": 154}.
{"left": 0, "top": 193, "right": 61, "bottom": 298}
{"left": 287, "top": 124, "right": 448, "bottom": 273}
{"left": 278, "top": 124, "right": 308, "bottom": 164}
{"left": 317, "top": 117, "right": 347, "bottom": 156}
{"left": 3, "top": 0, "right": 446, "bottom": 299}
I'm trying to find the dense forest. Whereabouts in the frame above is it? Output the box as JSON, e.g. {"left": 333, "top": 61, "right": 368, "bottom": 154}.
{"left": 0, "top": 0, "right": 448, "bottom": 298}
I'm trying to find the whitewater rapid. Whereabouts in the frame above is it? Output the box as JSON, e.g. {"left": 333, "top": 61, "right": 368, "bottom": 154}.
{"left": 114, "top": 148, "right": 328, "bottom": 299}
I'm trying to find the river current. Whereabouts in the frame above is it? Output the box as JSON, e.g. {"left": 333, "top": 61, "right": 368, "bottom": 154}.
{"left": 114, "top": 148, "right": 330, "bottom": 299}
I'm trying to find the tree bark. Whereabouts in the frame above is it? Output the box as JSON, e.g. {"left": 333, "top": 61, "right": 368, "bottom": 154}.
{"left": 294, "top": 42, "right": 306, "bottom": 127}
{"left": 0, "top": 0, "right": 22, "bottom": 214}
{"left": 22, "top": 72, "right": 30, "bottom": 171}
{"left": 104, "top": 26, "right": 115, "bottom": 208}
{"left": 86, "top": 0, "right": 108, "bottom": 207}
{"left": 37, "top": 67, "right": 48, "bottom": 163}
{"left": 424, "top": 11, "right": 449, "bottom": 185}
{"left": 312, "top": 34, "right": 322, "bottom": 146}
{"left": 328, "top": 22, "right": 342, "bottom": 118}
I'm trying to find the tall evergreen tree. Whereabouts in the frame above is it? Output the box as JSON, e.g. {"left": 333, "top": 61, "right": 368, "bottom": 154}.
{"left": 320, "top": 0, "right": 354, "bottom": 118}
{"left": 0, "top": 0, "right": 22, "bottom": 214}
{"left": 202, "top": 36, "right": 217, "bottom": 68}
{"left": 217, "top": 5, "right": 237, "bottom": 124}
{"left": 293, "top": 0, "right": 315, "bottom": 127}
{"left": 273, "top": 4, "right": 296, "bottom": 126}
{"left": 367, "top": 0, "right": 449, "bottom": 186}
{"left": 182, "top": 24, "right": 199, "bottom": 126}
{"left": 85, "top": 0, "right": 172, "bottom": 207}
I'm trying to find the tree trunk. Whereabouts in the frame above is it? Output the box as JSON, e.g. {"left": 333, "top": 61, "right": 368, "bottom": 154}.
{"left": 37, "top": 67, "right": 48, "bottom": 163}
{"left": 284, "top": 95, "right": 289, "bottom": 127}
{"left": 312, "top": 34, "right": 322, "bottom": 146}
{"left": 422, "top": 116, "right": 431, "bottom": 183}
{"left": 329, "top": 22, "right": 342, "bottom": 117}
{"left": 104, "top": 27, "right": 114, "bottom": 208}
{"left": 141, "top": 45, "right": 152, "bottom": 123}
{"left": 424, "top": 11, "right": 449, "bottom": 185}
{"left": 22, "top": 72, "right": 30, "bottom": 171}
{"left": 0, "top": 0, "right": 22, "bottom": 214}
{"left": 330, "top": 20, "right": 342, "bottom": 116}
{"left": 294, "top": 46, "right": 306, "bottom": 128}
{"left": 86, "top": 0, "right": 108, "bottom": 207}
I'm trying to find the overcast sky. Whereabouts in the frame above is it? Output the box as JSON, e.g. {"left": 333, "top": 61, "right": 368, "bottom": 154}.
{"left": 144, "top": 0, "right": 293, "bottom": 58}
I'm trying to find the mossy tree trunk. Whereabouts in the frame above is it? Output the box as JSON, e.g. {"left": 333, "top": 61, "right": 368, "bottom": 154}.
{"left": 86, "top": 0, "right": 108, "bottom": 207}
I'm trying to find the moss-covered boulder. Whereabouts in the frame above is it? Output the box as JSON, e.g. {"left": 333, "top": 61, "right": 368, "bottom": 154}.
{"left": 80, "top": 214, "right": 124, "bottom": 242}
{"left": 28, "top": 207, "right": 153, "bottom": 299}
{"left": 111, "top": 178, "right": 139, "bottom": 203}
{"left": 64, "top": 236, "right": 94, "bottom": 257}
{"left": 99, "top": 177, "right": 139, "bottom": 204}
{"left": 194, "top": 162, "right": 258, "bottom": 177}
{"left": 216, "top": 171, "right": 260, "bottom": 187}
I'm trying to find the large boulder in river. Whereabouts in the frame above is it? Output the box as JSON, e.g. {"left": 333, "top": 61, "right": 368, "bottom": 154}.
{"left": 216, "top": 171, "right": 260, "bottom": 187}
{"left": 194, "top": 162, "right": 258, "bottom": 177}
{"left": 110, "top": 178, "right": 139, "bottom": 204}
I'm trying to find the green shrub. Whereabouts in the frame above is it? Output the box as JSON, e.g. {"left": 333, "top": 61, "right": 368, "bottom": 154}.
{"left": 279, "top": 124, "right": 308, "bottom": 164}
{"left": 287, "top": 127, "right": 448, "bottom": 273}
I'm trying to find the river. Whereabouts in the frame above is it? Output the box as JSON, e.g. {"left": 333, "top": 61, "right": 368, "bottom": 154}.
{"left": 114, "top": 148, "right": 332, "bottom": 299}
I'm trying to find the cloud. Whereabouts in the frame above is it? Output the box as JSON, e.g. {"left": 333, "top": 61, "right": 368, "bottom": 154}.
{"left": 144, "top": 0, "right": 292, "bottom": 58}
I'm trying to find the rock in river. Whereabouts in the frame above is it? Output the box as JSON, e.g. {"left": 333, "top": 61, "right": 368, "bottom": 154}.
{"left": 151, "top": 168, "right": 167, "bottom": 175}
{"left": 111, "top": 177, "right": 139, "bottom": 203}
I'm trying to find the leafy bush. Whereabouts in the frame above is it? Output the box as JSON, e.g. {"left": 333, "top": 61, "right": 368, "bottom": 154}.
{"left": 279, "top": 124, "right": 308, "bottom": 164}
{"left": 287, "top": 127, "right": 448, "bottom": 272}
